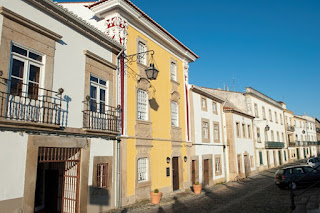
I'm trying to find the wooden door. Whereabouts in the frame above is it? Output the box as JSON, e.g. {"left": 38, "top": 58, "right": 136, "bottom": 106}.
{"left": 273, "top": 151, "right": 277, "bottom": 166}
{"left": 244, "top": 155, "right": 250, "bottom": 177}
{"left": 172, "top": 157, "right": 179, "bottom": 191}
{"left": 237, "top": 155, "right": 241, "bottom": 175}
{"left": 203, "top": 159, "right": 209, "bottom": 186}
{"left": 191, "top": 160, "right": 196, "bottom": 184}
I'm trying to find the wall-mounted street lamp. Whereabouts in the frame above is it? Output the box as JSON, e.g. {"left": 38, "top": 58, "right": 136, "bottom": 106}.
{"left": 166, "top": 157, "right": 170, "bottom": 164}
{"left": 302, "top": 130, "right": 305, "bottom": 134}
{"left": 265, "top": 125, "right": 270, "bottom": 131}
{"left": 184, "top": 156, "right": 188, "bottom": 162}
{"left": 145, "top": 63, "right": 159, "bottom": 80}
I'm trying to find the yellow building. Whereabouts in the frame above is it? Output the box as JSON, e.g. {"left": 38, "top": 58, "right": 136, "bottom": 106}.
{"left": 85, "top": 0, "right": 198, "bottom": 205}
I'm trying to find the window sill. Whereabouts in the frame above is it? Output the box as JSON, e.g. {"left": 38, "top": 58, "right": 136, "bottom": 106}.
{"left": 136, "top": 180, "right": 151, "bottom": 188}
{"left": 170, "top": 80, "right": 180, "bottom": 85}
{"left": 136, "top": 120, "right": 152, "bottom": 125}
{"left": 137, "top": 62, "right": 148, "bottom": 69}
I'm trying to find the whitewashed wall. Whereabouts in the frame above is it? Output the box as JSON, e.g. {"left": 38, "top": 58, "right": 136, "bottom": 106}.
{"left": 192, "top": 91, "right": 226, "bottom": 182}
{"left": 232, "top": 113, "right": 256, "bottom": 173}
{"left": 0, "top": 0, "right": 113, "bottom": 128}
{"left": 0, "top": 132, "right": 28, "bottom": 201}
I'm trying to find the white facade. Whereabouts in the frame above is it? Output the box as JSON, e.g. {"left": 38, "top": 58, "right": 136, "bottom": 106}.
{"left": 190, "top": 86, "right": 228, "bottom": 185}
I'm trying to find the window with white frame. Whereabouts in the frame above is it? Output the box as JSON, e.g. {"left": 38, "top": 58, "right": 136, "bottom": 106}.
{"left": 137, "top": 41, "right": 146, "bottom": 65}
{"left": 202, "top": 121, "right": 209, "bottom": 140}
{"left": 213, "top": 123, "right": 219, "bottom": 142}
{"left": 171, "top": 101, "right": 179, "bottom": 126}
{"left": 137, "top": 89, "right": 148, "bottom": 120}
{"left": 215, "top": 157, "right": 221, "bottom": 173}
{"left": 201, "top": 97, "right": 207, "bottom": 111}
{"left": 137, "top": 158, "right": 148, "bottom": 182}
{"left": 248, "top": 124, "right": 251, "bottom": 138}
{"left": 170, "top": 61, "right": 177, "bottom": 81}
{"left": 262, "top": 106, "right": 266, "bottom": 119}
{"left": 280, "top": 114, "right": 283, "bottom": 125}
{"left": 282, "top": 132, "right": 284, "bottom": 142}
{"left": 271, "top": 130, "right": 274, "bottom": 141}
{"left": 257, "top": 127, "right": 261, "bottom": 142}
{"left": 275, "top": 112, "right": 278, "bottom": 123}
{"left": 277, "top": 131, "right": 280, "bottom": 142}
{"left": 212, "top": 101, "right": 217, "bottom": 114}
{"left": 90, "top": 75, "right": 108, "bottom": 113}
{"left": 269, "top": 109, "right": 272, "bottom": 122}
{"left": 254, "top": 103, "right": 259, "bottom": 118}
{"left": 9, "top": 44, "right": 43, "bottom": 99}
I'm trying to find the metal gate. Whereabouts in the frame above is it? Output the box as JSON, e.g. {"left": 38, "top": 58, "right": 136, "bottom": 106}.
{"left": 38, "top": 147, "right": 81, "bottom": 213}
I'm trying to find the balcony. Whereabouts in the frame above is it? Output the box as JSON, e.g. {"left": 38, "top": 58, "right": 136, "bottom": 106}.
{"left": 288, "top": 142, "right": 297, "bottom": 147}
{"left": 265, "top": 141, "right": 285, "bottom": 149}
{"left": 0, "top": 77, "right": 66, "bottom": 127}
{"left": 83, "top": 99, "right": 121, "bottom": 134}
{"left": 286, "top": 125, "right": 295, "bottom": 132}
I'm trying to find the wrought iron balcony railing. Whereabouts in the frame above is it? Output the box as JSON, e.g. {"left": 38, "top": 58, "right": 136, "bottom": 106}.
{"left": 265, "top": 141, "right": 285, "bottom": 149}
{"left": 287, "top": 125, "right": 295, "bottom": 132}
{"left": 288, "top": 142, "right": 297, "bottom": 147}
{"left": 0, "top": 77, "right": 66, "bottom": 126}
{"left": 83, "top": 98, "right": 121, "bottom": 133}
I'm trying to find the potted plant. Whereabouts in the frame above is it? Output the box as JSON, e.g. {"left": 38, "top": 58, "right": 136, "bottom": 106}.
{"left": 193, "top": 182, "right": 202, "bottom": 194}
{"left": 150, "top": 189, "right": 162, "bottom": 204}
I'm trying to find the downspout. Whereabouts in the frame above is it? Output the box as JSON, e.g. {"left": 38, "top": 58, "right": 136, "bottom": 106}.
{"left": 221, "top": 101, "right": 228, "bottom": 183}
{"left": 116, "top": 49, "right": 124, "bottom": 208}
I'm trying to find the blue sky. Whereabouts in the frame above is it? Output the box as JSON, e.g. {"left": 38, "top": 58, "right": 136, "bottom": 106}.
{"left": 59, "top": 0, "right": 320, "bottom": 119}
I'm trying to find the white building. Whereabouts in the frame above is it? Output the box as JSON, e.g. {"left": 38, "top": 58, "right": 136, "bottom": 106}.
{"left": 223, "top": 101, "right": 256, "bottom": 180}
{"left": 203, "top": 87, "right": 288, "bottom": 172}
{"left": 0, "top": 0, "right": 123, "bottom": 212}
{"left": 189, "top": 85, "right": 228, "bottom": 186}
{"left": 302, "top": 115, "right": 317, "bottom": 157}
{"left": 293, "top": 115, "right": 311, "bottom": 159}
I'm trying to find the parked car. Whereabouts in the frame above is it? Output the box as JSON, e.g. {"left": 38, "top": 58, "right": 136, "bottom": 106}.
{"left": 274, "top": 165, "right": 320, "bottom": 189}
{"left": 307, "top": 157, "right": 320, "bottom": 168}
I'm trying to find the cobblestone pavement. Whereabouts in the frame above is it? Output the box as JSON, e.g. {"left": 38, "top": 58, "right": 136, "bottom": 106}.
{"left": 110, "top": 161, "right": 320, "bottom": 213}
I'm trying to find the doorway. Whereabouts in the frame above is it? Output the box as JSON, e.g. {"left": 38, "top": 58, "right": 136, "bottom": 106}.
{"left": 34, "top": 147, "right": 81, "bottom": 213}
{"left": 191, "top": 160, "right": 196, "bottom": 184}
{"left": 278, "top": 151, "right": 282, "bottom": 165}
{"left": 297, "top": 148, "right": 300, "bottom": 159}
{"left": 237, "top": 155, "right": 241, "bottom": 176}
{"left": 203, "top": 159, "right": 209, "bottom": 186}
{"left": 266, "top": 151, "right": 270, "bottom": 168}
{"left": 244, "top": 155, "right": 250, "bottom": 177}
{"left": 273, "top": 151, "right": 277, "bottom": 166}
{"left": 172, "top": 157, "right": 179, "bottom": 191}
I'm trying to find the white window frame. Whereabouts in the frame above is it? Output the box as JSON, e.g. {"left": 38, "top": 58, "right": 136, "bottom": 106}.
{"left": 171, "top": 101, "right": 179, "bottom": 127}
{"left": 137, "top": 158, "right": 148, "bottom": 183}
{"left": 90, "top": 75, "right": 108, "bottom": 113}
{"left": 137, "top": 41, "right": 147, "bottom": 65}
{"left": 137, "top": 89, "right": 148, "bottom": 121}
{"left": 170, "top": 61, "right": 177, "bottom": 81}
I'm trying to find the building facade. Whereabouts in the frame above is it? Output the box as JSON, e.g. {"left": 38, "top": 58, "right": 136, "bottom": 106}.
{"left": 189, "top": 85, "right": 228, "bottom": 186}
{"left": 0, "top": 0, "right": 123, "bottom": 212}
{"left": 61, "top": 0, "right": 198, "bottom": 206}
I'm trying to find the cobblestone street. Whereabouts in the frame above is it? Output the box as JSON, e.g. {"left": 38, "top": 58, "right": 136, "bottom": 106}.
{"left": 112, "top": 161, "right": 320, "bottom": 213}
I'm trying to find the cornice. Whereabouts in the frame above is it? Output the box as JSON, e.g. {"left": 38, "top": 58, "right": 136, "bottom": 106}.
{"left": 90, "top": 0, "right": 198, "bottom": 62}
{"left": 84, "top": 50, "right": 117, "bottom": 69}
{"left": 224, "top": 108, "right": 255, "bottom": 119}
{"left": 0, "top": 7, "right": 62, "bottom": 41}
{"left": 191, "top": 85, "right": 225, "bottom": 103}
{"left": 24, "top": 0, "right": 123, "bottom": 54}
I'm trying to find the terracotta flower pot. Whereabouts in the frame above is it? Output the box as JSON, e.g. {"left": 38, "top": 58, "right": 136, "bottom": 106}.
{"left": 150, "top": 191, "right": 162, "bottom": 204}
{"left": 193, "top": 184, "right": 202, "bottom": 194}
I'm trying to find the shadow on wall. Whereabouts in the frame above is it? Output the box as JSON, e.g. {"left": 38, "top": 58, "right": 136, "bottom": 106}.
{"left": 89, "top": 186, "right": 110, "bottom": 211}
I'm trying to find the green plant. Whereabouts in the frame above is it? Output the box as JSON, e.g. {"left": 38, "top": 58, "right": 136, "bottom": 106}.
{"left": 154, "top": 189, "right": 159, "bottom": 193}
{"left": 195, "top": 182, "right": 200, "bottom": 185}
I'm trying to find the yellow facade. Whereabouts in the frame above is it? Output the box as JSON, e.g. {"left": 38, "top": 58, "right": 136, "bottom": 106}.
{"left": 124, "top": 24, "right": 189, "bottom": 200}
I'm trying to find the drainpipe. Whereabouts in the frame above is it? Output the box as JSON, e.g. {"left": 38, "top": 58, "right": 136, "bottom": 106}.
{"left": 116, "top": 138, "right": 121, "bottom": 208}
{"left": 221, "top": 101, "right": 228, "bottom": 183}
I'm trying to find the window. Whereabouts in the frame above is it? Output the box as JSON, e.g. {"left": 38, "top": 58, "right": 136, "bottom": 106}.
{"left": 262, "top": 106, "right": 266, "bottom": 119}
{"left": 280, "top": 114, "right": 283, "bottom": 125}
{"left": 97, "top": 163, "right": 108, "bottom": 188}
{"left": 242, "top": 123, "right": 246, "bottom": 138}
{"left": 201, "top": 97, "right": 207, "bottom": 111}
{"left": 90, "top": 75, "right": 108, "bottom": 113}
{"left": 300, "top": 121, "right": 302, "bottom": 128}
{"left": 212, "top": 101, "right": 217, "bottom": 114}
{"left": 137, "top": 41, "right": 146, "bottom": 65}
{"left": 269, "top": 109, "right": 272, "bottom": 122}
{"left": 213, "top": 123, "right": 220, "bottom": 142}
{"left": 265, "top": 130, "right": 268, "bottom": 142}
{"left": 259, "top": 151, "right": 263, "bottom": 165}
{"left": 271, "top": 130, "right": 274, "bottom": 141}
{"left": 215, "top": 156, "right": 221, "bottom": 174}
{"left": 254, "top": 103, "right": 259, "bottom": 118}
{"left": 170, "top": 61, "right": 177, "bottom": 81}
{"left": 277, "top": 131, "right": 280, "bottom": 142}
{"left": 202, "top": 121, "right": 209, "bottom": 141}
{"left": 137, "top": 158, "right": 148, "bottom": 182}
{"left": 294, "top": 120, "right": 296, "bottom": 127}
{"left": 281, "top": 132, "right": 284, "bottom": 142}
{"left": 247, "top": 125, "right": 251, "bottom": 138}
{"left": 257, "top": 127, "right": 261, "bottom": 142}
{"left": 284, "top": 151, "right": 287, "bottom": 161}
{"left": 171, "top": 101, "right": 179, "bottom": 127}
{"left": 236, "top": 122, "right": 240, "bottom": 137}
{"left": 137, "top": 89, "right": 148, "bottom": 120}
{"left": 250, "top": 156, "right": 254, "bottom": 167}
{"left": 9, "top": 44, "right": 43, "bottom": 99}
{"left": 275, "top": 112, "right": 278, "bottom": 123}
